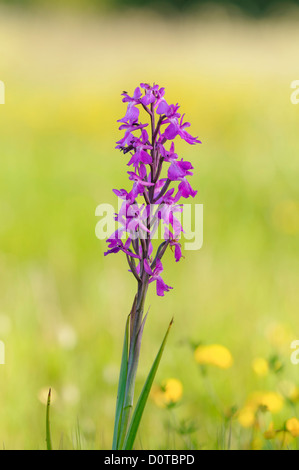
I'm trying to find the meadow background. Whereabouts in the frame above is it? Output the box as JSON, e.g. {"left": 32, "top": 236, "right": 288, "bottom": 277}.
{"left": 0, "top": 0, "right": 299, "bottom": 450}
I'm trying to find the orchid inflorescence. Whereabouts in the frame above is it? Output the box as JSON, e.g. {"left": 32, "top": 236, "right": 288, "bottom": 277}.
{"left": 106, "top": 83, "right": 201, "bottom": 450}
{"left": 105, "top": 82, "right": 201, "bottom": 297}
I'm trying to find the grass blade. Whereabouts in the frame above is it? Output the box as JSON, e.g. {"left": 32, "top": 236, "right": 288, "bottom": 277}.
{"left": 123, "top": 318, "right": 173, "bottom": 450}
{"left": 112, "top": 314, "right": 130, "bottom": 450}
{"left": 46, "top": 388, "right": 52, "bottom": 450}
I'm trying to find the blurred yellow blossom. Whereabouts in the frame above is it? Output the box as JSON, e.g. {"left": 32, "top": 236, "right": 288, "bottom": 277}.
{"left": 264, "top": 418, "right": 299, "bottom": 446}
{"left": 194, "top": 344, "right": 233, "bottom": 369}
{"left": 247, "top": 391, "right": 284, "bottom": 414}
{"left": 238, "top": 406, "right": 256, "bottom": 428}
{"left": 151, "top": 378, "right": 183, "bottom": 408}
{"left": 289, "top": 386, "right": 299, "bottom": 403}
{"left": 252, "top": 358, "right": 269, "bottom": 377}
{"left": 238, "top": 391, "right": 284, "bottom": 428}
{"left": 286, "top": 418, "right": 299, "bottom": 438}
{"left": 264, "top": 426, "right": 293, "bottom": 446}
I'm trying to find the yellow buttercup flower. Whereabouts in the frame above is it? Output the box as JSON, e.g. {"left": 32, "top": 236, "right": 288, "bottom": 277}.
{"left": 286, "top": 417, "right": 299, "bottom": 438}
{"left": 252, "top": 358, "right": 269, "bottom": 377}
{"left": 264, "top": 423, "right": 293, "bottom": 446}
{"left": 264, "top": 418, "right": 299, "bottom": 447}
{"left": 238, "top": 406, "right": 256, "bottom": 428}
{"left": 151, "top": 378, "right": 183, "bottom": 408}
{"left": 150, "top": 385, "right": 166, "bottom": 408}
{"left": 238, "top": 391, "right": 284, "bottom": 429}
{"left": 289, "top": 386, "right": 299, "bottom": 403}
{"left": 248, "top": 391, "right": 284, "bottom": 413}
{"left": 194, "top": 344, "right": 233, "bottom": 369}
{"left": 163, "top": 378, "right": 183, "bottom": 404}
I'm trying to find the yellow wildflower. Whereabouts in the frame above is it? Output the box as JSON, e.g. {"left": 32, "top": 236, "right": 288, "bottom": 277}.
{"left": 286, "top": 417, "right": 299, "bottom": 438}
{"left": 238, "top": 406, "right": 256, "bottom": 428}
{"left": 151, "top": 378, "right": 183, "bottom": 408}
{"left": 194, "top": 344, "right": 233, "bottom": 369}
{"left": 252, "top": 358, "right": 269, "bottom": 377}
{"left": 238, "top": 391, "right": 284, "bottom": 429}
{"left": 247, "top": 391, "right": 284, "bottom": 414}
{"left": 289, "top": 386, "right": 299, "bottom": 403}
{"left": 163, "top": 378, "right": 183, "bottom": 404}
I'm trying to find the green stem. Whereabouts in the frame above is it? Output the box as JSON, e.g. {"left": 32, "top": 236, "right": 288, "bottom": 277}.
{"left": 46, "top": 388, "right": 52, "bottom": 450}
{"left": 117, "top": 280, "right": 149, "bottom": 449}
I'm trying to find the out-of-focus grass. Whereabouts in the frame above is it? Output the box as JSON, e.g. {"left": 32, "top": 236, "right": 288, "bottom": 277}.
{"left": 0, "top": 6, "right": 299, "bottom": 449}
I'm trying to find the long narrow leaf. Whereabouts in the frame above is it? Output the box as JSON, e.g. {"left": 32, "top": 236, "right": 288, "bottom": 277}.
{"left": 46, "top": 388, "right": 52, "bottom": 450}
{"left": 112, "top": 315, "right": 130, "bottom": 450}
{"left": 123, "top": 318, "right": 173, "bottom": 450}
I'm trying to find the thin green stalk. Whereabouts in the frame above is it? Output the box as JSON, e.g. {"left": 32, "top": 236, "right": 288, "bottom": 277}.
{"left": 46, "top": 388, "right": 52, "bottom": 450}
{"left": 112, "top": 315, "right": 130, "bottom": 450}
{"left": 117, "top": 284, "right": 148, "bottom": 449}
{"left": 123, "top": 319, "right": 173, "bottom": 450}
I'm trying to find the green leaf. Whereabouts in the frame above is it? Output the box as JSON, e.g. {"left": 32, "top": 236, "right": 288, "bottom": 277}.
{"left": 46, "top": 388, "right": 52, "bottom": 450}
{"left": 112, "top": 315, "right": 130, "bottom": 450}
{"left": 123, "top": 318, "right": 173, "bottom": 450}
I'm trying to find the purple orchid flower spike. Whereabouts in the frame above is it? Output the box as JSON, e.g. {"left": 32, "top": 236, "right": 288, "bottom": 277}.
{"left": 106, "top": 82, "right": 200, "bottom": 284}
{"left": 105, "top": 83, "right": 201, "bottom": 450}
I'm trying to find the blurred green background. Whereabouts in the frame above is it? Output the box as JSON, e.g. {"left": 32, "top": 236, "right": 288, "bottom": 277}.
{"left": 0, "top": 0, "right": 299, "bottom": 450}
{"left": 2, "top": 0, "right": 299, "bottom": 16}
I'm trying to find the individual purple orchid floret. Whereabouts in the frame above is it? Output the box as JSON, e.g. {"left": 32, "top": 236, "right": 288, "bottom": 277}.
{"left": 127, "top": 130, "right": 152, "bottom": 168}
{"left": 118, "top": 87, "right": 143, "bottom": 125}
{"left": 144, "top": 259, "right": 173, "bottom": 297}
{"left": 168, "top": 159, "right": 197, "bottom": 199}
{"left": 168, "top": 159, "right": 194, "bottom": 181}
{"left": 164, "top": 227, "right": 183, "bottom": 263}
{"left": 106, "top": 82, "right": 201, "bottom": 299}
{"left": 105, "top": 233, "right": 140, "bottom": 259}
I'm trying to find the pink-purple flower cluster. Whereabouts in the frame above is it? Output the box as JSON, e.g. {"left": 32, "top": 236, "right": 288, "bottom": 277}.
{"left": 105, "top": 83, "right": 201, "bottom": 296}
